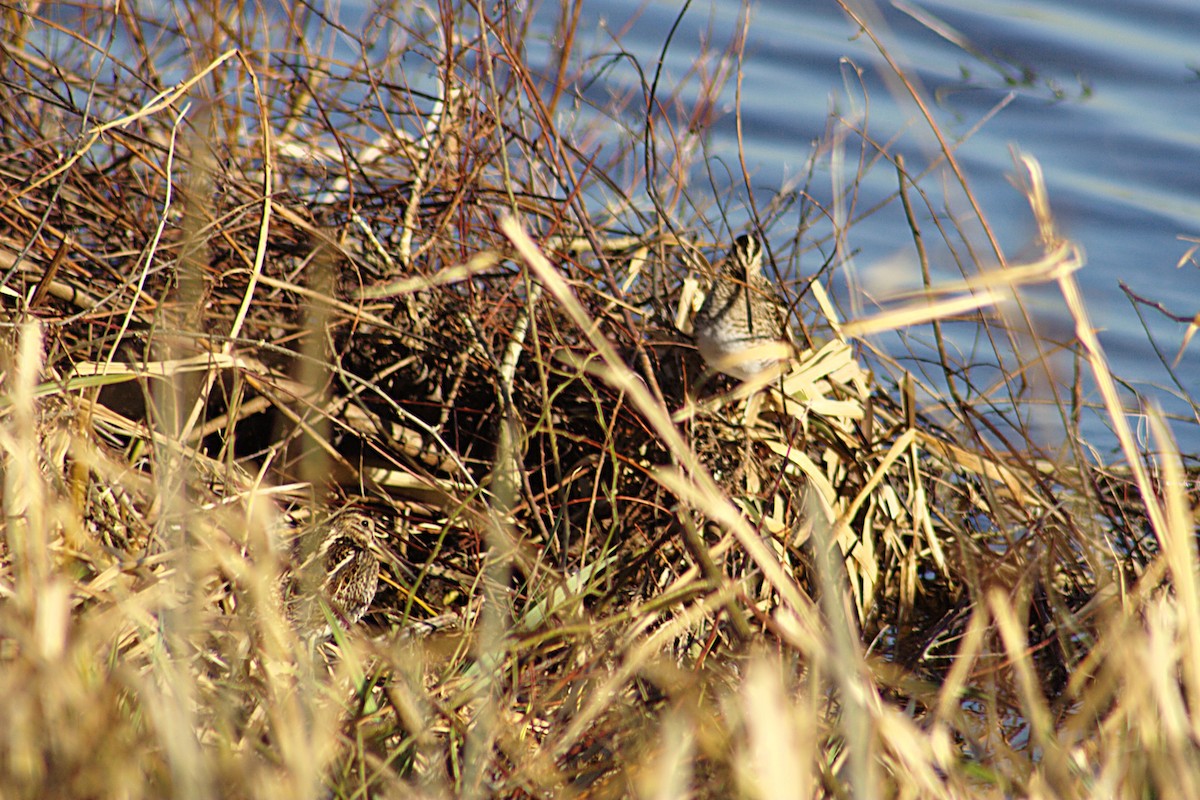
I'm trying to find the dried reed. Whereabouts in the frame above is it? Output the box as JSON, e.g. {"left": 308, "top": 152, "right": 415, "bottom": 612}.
{"left": 0, "top": 1, "right": 1194, "bottom": 798}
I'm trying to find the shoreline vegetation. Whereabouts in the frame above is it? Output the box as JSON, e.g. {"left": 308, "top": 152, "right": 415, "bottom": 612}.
{"left": 0, "top": 2, "right": 1196, "bottom": 797}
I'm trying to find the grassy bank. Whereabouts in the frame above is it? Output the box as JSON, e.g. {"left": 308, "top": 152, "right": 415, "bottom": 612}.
{"left": 0, "top": 1, "right": 1195, "bottom": 798}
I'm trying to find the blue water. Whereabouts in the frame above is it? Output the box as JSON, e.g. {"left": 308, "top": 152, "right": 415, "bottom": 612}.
{"left": 530, "top": 0, "right": 1200, "bottom": 454}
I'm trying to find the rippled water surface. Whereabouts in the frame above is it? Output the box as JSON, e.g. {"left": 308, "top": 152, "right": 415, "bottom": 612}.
{"left": 533, "top": 0, "right": 1200, "bottom": 451}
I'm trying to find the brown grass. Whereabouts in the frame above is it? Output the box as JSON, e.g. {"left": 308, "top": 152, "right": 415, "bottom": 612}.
{"left": 0, "top": 1, "right": 1196, "bottom": 798}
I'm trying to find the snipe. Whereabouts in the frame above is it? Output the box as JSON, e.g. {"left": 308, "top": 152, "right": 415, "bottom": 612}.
{"left": 286, "top": 508, "right": 384, "bottom": 636}
{"left": 693, "top": 234, "right": 790, "bottom": 382}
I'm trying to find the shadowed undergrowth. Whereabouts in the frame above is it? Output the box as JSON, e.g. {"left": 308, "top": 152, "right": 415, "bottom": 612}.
{"left": 0, "top": 1, "right": 1196, "bottom": 798}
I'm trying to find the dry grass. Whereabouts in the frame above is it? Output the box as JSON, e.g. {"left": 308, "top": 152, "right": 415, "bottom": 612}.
{"left": 0, "top": 1, "right": 1196, "bottom": 798}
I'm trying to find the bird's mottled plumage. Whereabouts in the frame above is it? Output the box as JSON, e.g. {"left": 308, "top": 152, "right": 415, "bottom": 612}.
{"left": 693, "top": 234, "right": 789, "bottom": 381}
{"left": 286, "top": 508, "right": 384, "bottom": 636}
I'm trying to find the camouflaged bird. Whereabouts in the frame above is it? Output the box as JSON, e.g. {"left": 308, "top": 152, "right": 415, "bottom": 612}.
{"left": 693, "top": 234, "right": 791, "bottom": 381}
{"left": 284, "top": 508, "right": 384, "bottom": 637}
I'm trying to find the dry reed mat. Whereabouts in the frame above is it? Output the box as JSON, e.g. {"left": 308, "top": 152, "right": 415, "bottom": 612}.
{"left": 0, "top": 2, "right": 1195, "bottom": 798}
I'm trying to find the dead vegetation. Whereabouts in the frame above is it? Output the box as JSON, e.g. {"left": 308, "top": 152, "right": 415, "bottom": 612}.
{"left": 0, "top": 1, "right": 1197, "bottom": 798}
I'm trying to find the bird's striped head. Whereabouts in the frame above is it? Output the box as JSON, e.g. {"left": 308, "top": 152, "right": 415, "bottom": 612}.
{"left": 724, "top": 233, "right": 763, "bottom": 280}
